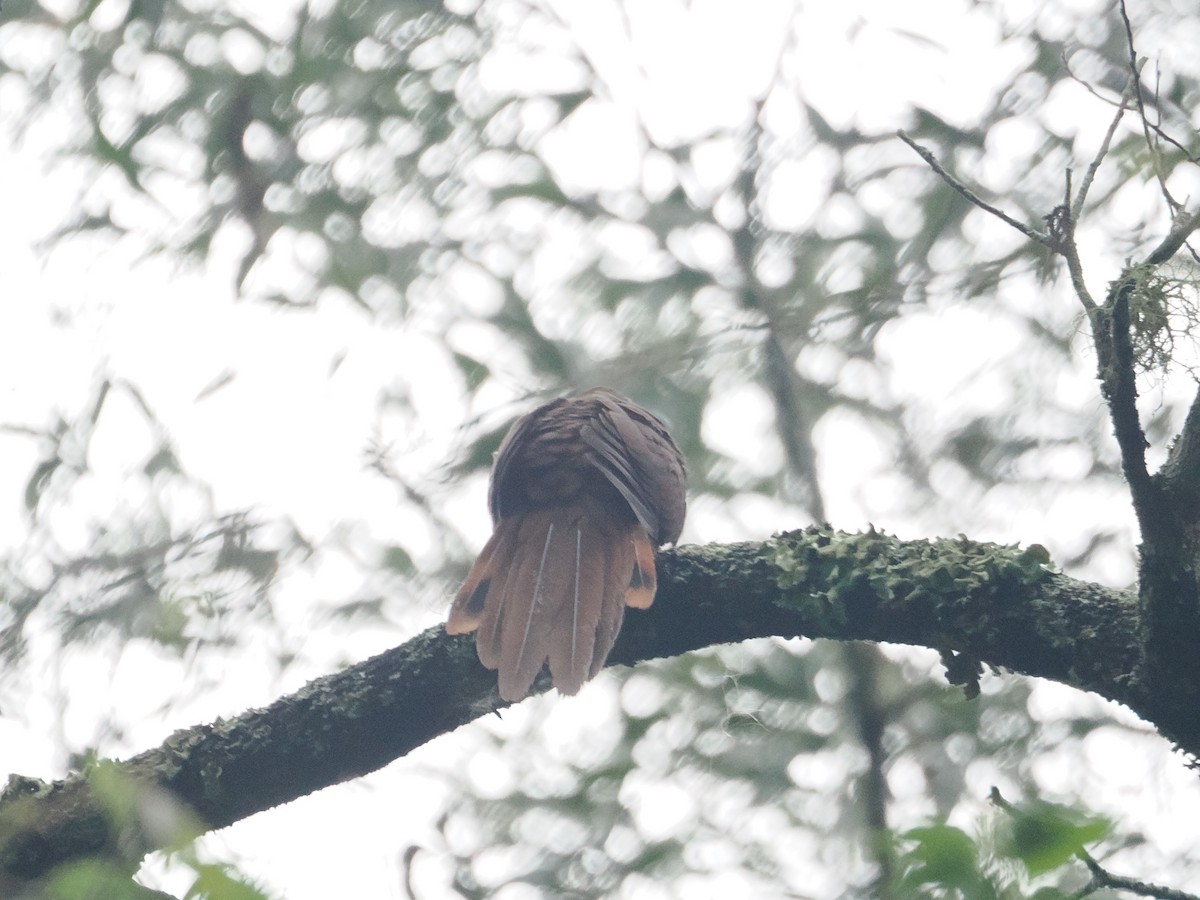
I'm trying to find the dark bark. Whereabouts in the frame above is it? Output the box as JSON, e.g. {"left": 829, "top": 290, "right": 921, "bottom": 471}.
{"left": 1088, "top": 268, "right": 1200, "bottom": 755}
{"left": 0, "top": 527, "right": 1150, "bottom": 888}
{"left": 898, "top": 121, "right": 1200, "bottom": 762}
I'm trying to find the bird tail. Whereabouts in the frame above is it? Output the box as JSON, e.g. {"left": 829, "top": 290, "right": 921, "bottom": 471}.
{"left": 447, "top": 501, "right": 658, "bottom": 701}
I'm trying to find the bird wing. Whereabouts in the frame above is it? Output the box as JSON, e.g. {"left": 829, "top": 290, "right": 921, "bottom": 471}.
{"left": 580, "top": 391, "right": 686, "bottom": 544}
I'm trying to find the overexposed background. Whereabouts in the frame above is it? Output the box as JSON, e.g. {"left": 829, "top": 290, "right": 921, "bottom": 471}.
{"left": 3, "top": 0, "right": 1200, "bottom": 896}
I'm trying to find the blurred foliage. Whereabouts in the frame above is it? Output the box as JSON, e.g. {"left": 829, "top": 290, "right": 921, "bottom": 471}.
{"left": 4, "top": 0, "right": 1186, "bottom": 670}
{"left": 24, "top": 761, "right": 268, "bottom": 900}
{"left": 10, "top": 0, "right": 1195, "bottom": 522}
{"left": 429, "top": 642, "right": 1132, "bottom": 897}
{"left": 896, "top": 795, "right": 1113, "bottom": 898}
{"left": 2, "top": 0, "right": 1200, "bottom": 896}
{"left": 0, "top": 375, "right": 302, "bottom": 681}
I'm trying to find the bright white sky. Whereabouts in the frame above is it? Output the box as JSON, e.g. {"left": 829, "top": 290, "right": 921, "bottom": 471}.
{"left": 3, "top": 0, "right": 1200, "bottom": 896}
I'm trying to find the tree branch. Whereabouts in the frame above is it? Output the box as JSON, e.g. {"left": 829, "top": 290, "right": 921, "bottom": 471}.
{"left": 1145, "top": 206, "right": 1200, "bottom": 265}
{"left": 0, "top": 529, "right": 1152, "bottom": 887}
{"left": 1072, "top": 80, "right": 1134, "bottom": 220}
{"left": 899, "top": 85, "right": 1200, "bottom": 721}
{"left": 1078, "top": 854, "right": 1200, "bottom": 900}
{"left": 896, "top": 131, "right": 1097, "bottom": 312}
{"left": 1158, "top": 387, "right": 1200, "bottom": 499}
{"left": 897, "top": 131, "right": 1053, "bottom": 248}
{"left": 1119, "top": 0, "right": 1183, "bottom": 217}
{"left": 1095, "top": 275, "right": 1153, "bottom": 498}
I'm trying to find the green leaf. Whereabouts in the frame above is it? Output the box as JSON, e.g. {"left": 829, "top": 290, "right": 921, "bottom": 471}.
{"left": 901, "top": 824, "right": 981, "bottom": 888}
{"left": 1003, "top": 802, "right": 1111, "bottom": 876}
{"left": 184, "top": 861, "right": 272, "bottom": 900}
{"left": 45, "top": 858, "right": 149, "bottom": 899}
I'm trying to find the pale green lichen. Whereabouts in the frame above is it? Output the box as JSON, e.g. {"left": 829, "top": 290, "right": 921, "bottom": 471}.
{"left": 1120, "top": 260, "right": 1200, "bottom": 374}
{"left": 770, "top": 525, "right": 1052, "bottom": 615}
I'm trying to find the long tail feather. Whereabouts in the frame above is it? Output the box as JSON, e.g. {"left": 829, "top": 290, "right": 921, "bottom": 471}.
{"left": 506, "top": 522, "right": 556, "bottom": 697}
{"left": 547, "top": 521, "right": 617, "bottom": 694}
{"left": 493, "top": 511, "right": 565, "bottom": 700}
{"left": 450, "top": 505, "right": 659, "bottom": 701}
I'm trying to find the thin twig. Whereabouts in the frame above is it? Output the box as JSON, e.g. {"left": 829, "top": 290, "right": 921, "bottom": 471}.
{"left": 1115, "top": 0, "right": 1200, "bottom": 264}
{"left": 1063, "top": 236, "right": 1099, "bottom": 311}
{"left": 1056, "top": 172, "right": 1103, "bottom": 311}
{"left": 1119, "top": 0, "right": 1180, "bottom": 214}
{"left": 1077, "top": 854, "right": 1200, "bottom": 900}
{"left": 897, "top": 131, "right": 1096, "bottom": 310}
{"left": 897, "top": 131, "right": 1052, "bottom": 247}
{"left": 1072, "top": 80, "right": 1135, "bottom": 219}
{"left": 1063, "top": 52, "right": 1127, "bottom": 108}
{"left": 1044, "top": 195, "right": 1099, "bottom": 312}
{"left": 1142, "top": 116, "right": 1200, "bottom": 165}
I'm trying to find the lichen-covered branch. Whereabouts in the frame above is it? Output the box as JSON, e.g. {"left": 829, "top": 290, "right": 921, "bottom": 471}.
{"left": 1099, "top": 262, "right": 1200, "bottom": 730}
{"left": 0, "top": 528, "right": 1152, "bottom": 889}
{"left": 900, "top": 98, "right": 1200, "bottom": 751}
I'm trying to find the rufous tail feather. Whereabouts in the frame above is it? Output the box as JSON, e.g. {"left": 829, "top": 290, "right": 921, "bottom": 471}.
{"left": 449, "top": 505, "right": 657, "bottom": 701}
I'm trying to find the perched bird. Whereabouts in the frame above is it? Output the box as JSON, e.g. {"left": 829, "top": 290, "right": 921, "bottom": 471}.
{"left": 446, "top": 387, "right": 687, "bottom": 701}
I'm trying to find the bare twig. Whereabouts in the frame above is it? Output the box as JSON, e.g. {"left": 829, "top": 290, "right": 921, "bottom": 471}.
{"left": 1041, "top": 199, "right": 1099, "bottom": 311}
{"left": 1063, "top": 52, "right": 1128, "bottom": 108}
{"left": 1142, "top": 116, "right": 1200, "bottom": 165}
{"left": 1063, "top": 226, "right": 1100, "bottom": 311}
{"left": 1052, "top": 170, "right": 1100, "bottom": 311}
{"left": 1072, "top": 80, "right": 1135, "bottom": 219}
{"left": 897, "top": 131, "right": 1052, "bottom": 247}
{"left": 1077, "top": 854, "right": 1200, "bottom": 900}
{"left": 1119, "top": 0, "right": 1181, "bottom": 215}
{"left": 898, "top": 132, "right": 1099, "bottom": 310}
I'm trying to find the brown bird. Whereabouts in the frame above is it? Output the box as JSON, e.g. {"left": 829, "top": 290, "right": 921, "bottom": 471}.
{"left": 446, "top": 387, "right": 687, "bottom": 701}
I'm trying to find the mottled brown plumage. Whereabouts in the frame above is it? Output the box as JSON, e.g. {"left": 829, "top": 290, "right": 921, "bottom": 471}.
{"left": 446, "top": 388, "right": 687, "bottom": 701}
